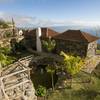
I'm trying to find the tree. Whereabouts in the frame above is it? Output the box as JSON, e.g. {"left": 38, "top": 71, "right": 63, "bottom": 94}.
{"left": 46, "top": 64, "right": 56, "bottom": 91}
{"left": 42, "top": 37, "right": 56, "bottom": 52}
{"left": 60, "top": 51, "right": 84, "bottom": 87}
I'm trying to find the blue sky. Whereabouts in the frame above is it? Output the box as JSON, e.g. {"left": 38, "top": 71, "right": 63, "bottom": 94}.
{"left": 0, "top": 0, "right": 100, "bottom": 27}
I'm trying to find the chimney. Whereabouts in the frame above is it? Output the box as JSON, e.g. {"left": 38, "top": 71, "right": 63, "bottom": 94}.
{"left": 36, "top": 27, "right": 42, "bottom": 52}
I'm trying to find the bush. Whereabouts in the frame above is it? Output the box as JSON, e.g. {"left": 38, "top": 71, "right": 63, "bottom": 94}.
{"left": 0, "top": 47, "right": 16, "bottom": 69}
{"left": 60, "top": 51, "right": 84, "bottom": 76}
{"left": 5, "top": 32, "right": 12, "bottom": 37}
{"left": 42, "top": 38, "right": 56, "bottom": 53}
{"left": 36, "top": 85, "right": 46, "bottom": 97}
{"left": 0, "top": 47, "right": 11, "bottom": 55}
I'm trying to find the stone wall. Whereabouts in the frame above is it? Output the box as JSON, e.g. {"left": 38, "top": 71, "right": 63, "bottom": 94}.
{"left": 55, "top": 39, "right": 88, "bottom": 57}
{"left": 86, "top": 41, "right": 97, "bottom": 57}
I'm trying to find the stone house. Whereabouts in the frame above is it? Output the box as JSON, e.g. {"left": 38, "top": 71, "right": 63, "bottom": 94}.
{"left": 23, "top": 28, "right": 59, "bottom": 50}
{"left": 53, "top": 30, "right": 99, "bottom": 57}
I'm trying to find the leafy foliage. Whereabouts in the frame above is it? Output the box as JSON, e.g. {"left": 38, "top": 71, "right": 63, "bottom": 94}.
{"left": 36, "top": 85, "right": 46, "bottom": 97}
{"left": 0, "top": 19, "right": 10, "bottom": 28}
{"left": 0, "top": 53, "right": 15, "bottom": 68}
{"left": 0, "top": 47, "right": 11, "bottom": 55}
{"left": 5, "top": 32, "right": 12, "bottom": 37}
{"left": 60, "top": 51, "right": 84, "bottom": 76}
{"left": 0, "top": 47, "right": 15, "bottom": 69}
{"left": 97, "top": 43, "right": 100, "bottom": 50}
{"left": 42, "top": 38, "right": 56, "bottom": 52}
{"left": 46, "top": 65, "right": 56, "bottom": 74}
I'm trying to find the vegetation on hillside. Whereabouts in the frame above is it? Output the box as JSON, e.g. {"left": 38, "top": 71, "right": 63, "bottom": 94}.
{"left": 47, "top": 63, "right": 100, "bottom": 100}
{"left": 36, "top": 85, "right": 47, "bottom": 97}
{"left": 60, "top": 51, "right": 84, "bottom": 76}
{"left": 96, "top": 44, "right": 100, "bottom": 54}
{"left": 0, "top": 47, "right": 16, "bottom": 69}
{"left": 0, "top": 19, "right": 11, "bottom": 28}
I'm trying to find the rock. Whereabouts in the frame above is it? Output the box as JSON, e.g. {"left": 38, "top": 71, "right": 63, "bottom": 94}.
{"left": 21, "top": 95, "right": 28, "bottom": 100}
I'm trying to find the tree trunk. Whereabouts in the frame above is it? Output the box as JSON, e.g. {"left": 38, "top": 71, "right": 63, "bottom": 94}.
{"left": 0, "top": 62, "right": 2, "bottom": 77}
{"left": 70, "top": 78, "right": 72, "bottom": 88}
{"left": 51, "top": 73, "right": 54, "bottom": 91}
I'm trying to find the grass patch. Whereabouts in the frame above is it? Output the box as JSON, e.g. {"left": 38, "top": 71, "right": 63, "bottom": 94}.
{"left": 47, "top": 65, "right": 100, "bottom": 100}
{"left": 96, "top": 50, "right": 100, "bottom": 55}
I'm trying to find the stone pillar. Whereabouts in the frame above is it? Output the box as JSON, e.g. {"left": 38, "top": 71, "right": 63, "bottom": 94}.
{"left": 36, "top": 27, "right": 42, "bottom": 52}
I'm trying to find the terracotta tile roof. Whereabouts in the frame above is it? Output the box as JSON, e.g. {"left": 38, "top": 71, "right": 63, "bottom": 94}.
{"left": 23, "top": 28, "right": 58, "bottom": 39}
{"left": 53, "top": 30, "right": 100, "bottom": 43}
{"left": 23, "top": 29, "right": 36, "bottom": 38}
{"left": 41, "top": 28, "right": 58, "bottom": 38}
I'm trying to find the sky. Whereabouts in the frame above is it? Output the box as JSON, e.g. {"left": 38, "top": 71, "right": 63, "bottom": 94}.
{"left": 0, "top": 0, "right": 100, "bottom": 27}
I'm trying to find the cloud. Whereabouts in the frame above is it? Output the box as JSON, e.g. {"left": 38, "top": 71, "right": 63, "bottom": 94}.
{"left": 0, "top": 11, "right": 100, "bottom": 28}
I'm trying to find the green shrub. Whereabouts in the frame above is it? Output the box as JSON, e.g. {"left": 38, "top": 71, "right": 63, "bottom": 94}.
{"left": 36, "top": 85, "right": 46, "bottom": 97}
{"left": 97, "top": 43, "right": 100, "bottom": 50}
{"left": 60, "top": 51, "right": 84, "bottom": 76}
{"left": 5, "top": 32, "right": 12, "bottom": 37}
{"left": 0, "top": 47, "right": 16, "bottom": 69}
{"left": 0, "top": 47, "right": 11, "bottom": 55}
{"left": 42, "top": 38, "right": 56, "bottom": 52}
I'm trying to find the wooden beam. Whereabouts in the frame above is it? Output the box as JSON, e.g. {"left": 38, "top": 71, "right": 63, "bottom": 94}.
{"left": 4, "top": 75, "right": 28, "bottom": 85}
{"left": 1, "top": 68, "right": 29, "bottom": 80}
{"left": 18, "top": 61, "right": 31, "bottom": 70}
{"left": 5, "top": 80, "right": 30, "bottom": 91}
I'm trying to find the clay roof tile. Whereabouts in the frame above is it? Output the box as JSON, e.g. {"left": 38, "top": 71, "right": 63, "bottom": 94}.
{"left": 54, "top": 30, "right": 99, "bottom": 43}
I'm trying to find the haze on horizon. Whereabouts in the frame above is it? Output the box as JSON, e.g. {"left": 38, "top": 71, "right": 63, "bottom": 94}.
{"left": 0, "top": 0, "right": 100, "bottom": 27}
